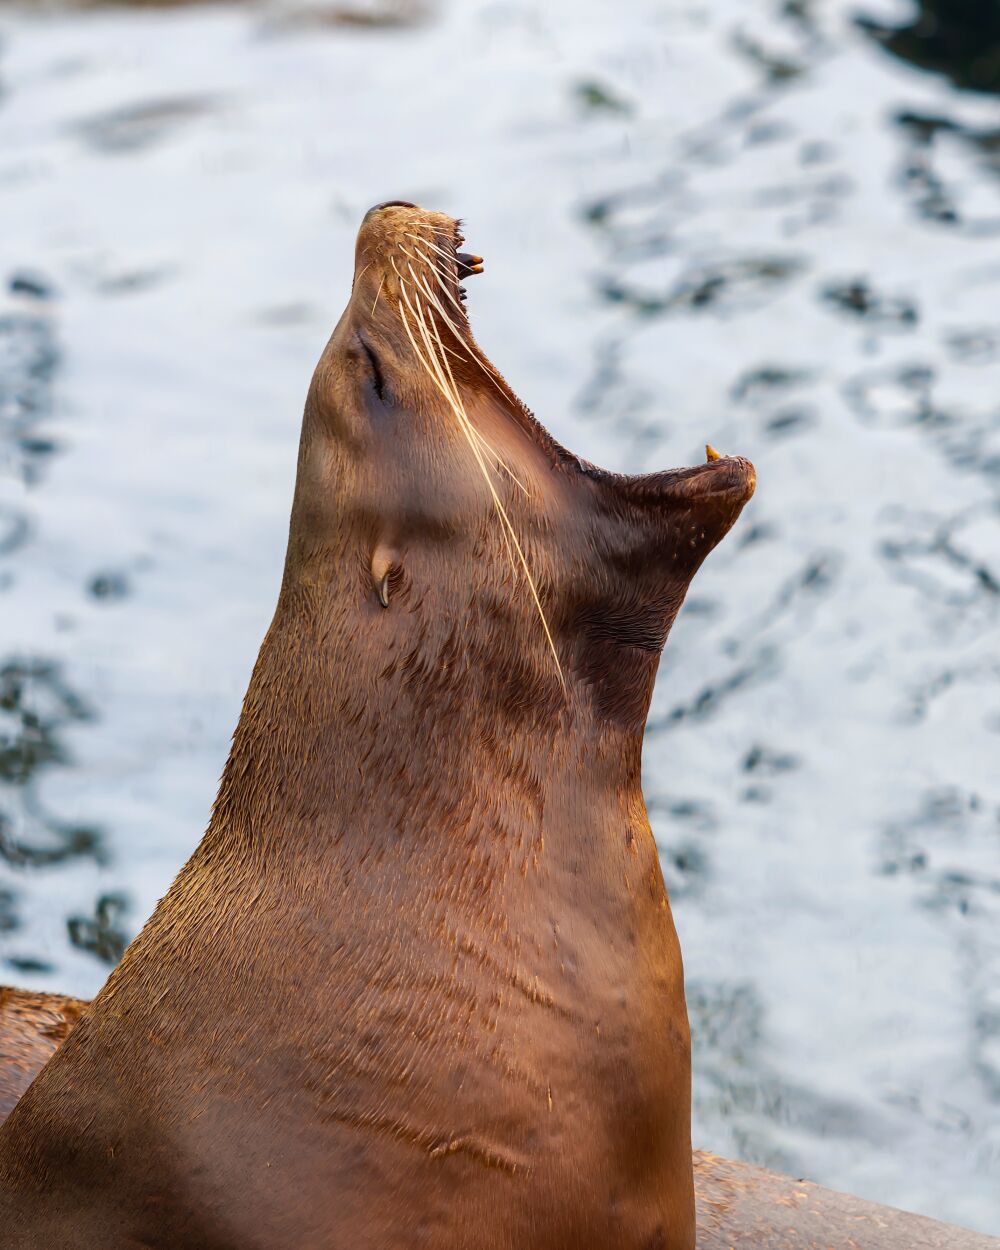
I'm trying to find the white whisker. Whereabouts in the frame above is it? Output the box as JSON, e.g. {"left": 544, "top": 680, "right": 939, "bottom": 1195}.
{"left": 402, "top": 259, "right": 528, "bottom": 495}
{"left": 401, "top": 249, "right": 525, "bottom": 447}
{"left": 392, "top": 262, "right": 520, "bottom": 572}
{"left": 370, "top": 273, "right": 386, "bottom": 315}
{"left": 402, "top": 241, "right": 520, "bottom": 406}
{"left": 391, "top": 256, "right": 565, "bottom": 692}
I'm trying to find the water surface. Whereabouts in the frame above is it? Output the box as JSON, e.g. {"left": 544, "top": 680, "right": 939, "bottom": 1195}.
{"left": 0, "top": 0, "right": 998, "bottom": 1231}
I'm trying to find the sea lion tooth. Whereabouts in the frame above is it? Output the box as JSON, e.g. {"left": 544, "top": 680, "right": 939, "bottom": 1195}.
{"left": 456, "top": 254, "right": 484, "bottom": 280}
{"left": 705, "top": 443, "right": 722, "bottom": 462}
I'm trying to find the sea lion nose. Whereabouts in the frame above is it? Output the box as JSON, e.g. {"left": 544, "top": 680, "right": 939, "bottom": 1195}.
{"left": 367, "top": 200, "right": 418, "bottom": 215}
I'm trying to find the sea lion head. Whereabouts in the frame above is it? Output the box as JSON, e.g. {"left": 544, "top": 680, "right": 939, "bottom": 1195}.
{"left": 289, "top": 201, "right": 755, "bottom": 730}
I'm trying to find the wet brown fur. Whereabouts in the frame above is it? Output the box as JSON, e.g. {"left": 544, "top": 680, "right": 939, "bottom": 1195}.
{"left": 0, "top": 204, "right": 754, "bottom": 1249}
{"left": 0, "top": 989, "right": 84, "bottom": 1125}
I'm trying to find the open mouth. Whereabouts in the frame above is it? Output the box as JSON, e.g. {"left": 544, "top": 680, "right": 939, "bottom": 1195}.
{"left": 579, "top": 443, "right": 757, "bottom": 510}
{"left": 673, "top": 448, "right": 757, "bottom": 505}
{"left": 432, "top": 221, "right": 484, "bottom": 311}
{"left": 454, "top": 226, "right": 484, "bottom": 304}
{"left": 365, "top": 204, "right": 755, "bottom": 512}
{"left": 389, "top": 213, "right": 484, "bottom": 334}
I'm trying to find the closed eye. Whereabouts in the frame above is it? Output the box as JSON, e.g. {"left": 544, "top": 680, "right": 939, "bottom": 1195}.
{"left": 359, "top": 335, "right": 387, "bottom": 402}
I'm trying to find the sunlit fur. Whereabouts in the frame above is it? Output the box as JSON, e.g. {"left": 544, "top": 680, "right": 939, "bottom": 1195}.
{"left": 391, "top": 237, "right": 563, "bottom": 686}
{"left": 0, "top": 989, "right": 83, "bottom": 1123}
{"left": 0, "top": 204, "right": 754, "bottom": 1250}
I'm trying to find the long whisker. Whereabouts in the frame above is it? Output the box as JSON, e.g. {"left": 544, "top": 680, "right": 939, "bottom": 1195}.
{"left": 397, "top": 248, "right": 523, "bottom": 478}
{"left": 402, "top": 239, "right": 517, "bottom": 405}
{"left": 400, "top": 284, "right": 527, "bottom": 658}
{"left": 391, "top": 261, "right": 520, "bottom": 572}
{"left": 392, "top": 260, "right": 565, "bottom": 692}
{"left": 398, "top": 271, "right": 538, "bottom": 592}
{"left": 395, "top": 252, "right": 530, "bottom": 517}
{"left": 402, "top": 259, "right": 528, "bottom": 495}
{"left": 394, "top": 262, "right": 508, "bottom": 499}
{"left": 370, "top": 273, "right": 386, "bottom": 315}
{"left": 404, "top": 231, "right": 460, "bottom": 266}
{"left": 401, "top": 276, "right": 525, "bottom": 528}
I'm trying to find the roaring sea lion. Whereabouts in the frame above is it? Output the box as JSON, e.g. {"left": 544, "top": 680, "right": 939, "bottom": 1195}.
{"left": 0, "top": 202, "right": 754, "bottom": 1249}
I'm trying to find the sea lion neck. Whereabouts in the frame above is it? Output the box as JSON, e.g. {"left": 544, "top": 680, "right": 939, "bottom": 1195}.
{"left": 208, "top": 564, "right": 645, "bottom": 869}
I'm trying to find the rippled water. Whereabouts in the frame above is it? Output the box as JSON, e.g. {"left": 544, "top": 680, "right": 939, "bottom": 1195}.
{"left": 1, "top": 0, "right": 998, "bottom": 1232}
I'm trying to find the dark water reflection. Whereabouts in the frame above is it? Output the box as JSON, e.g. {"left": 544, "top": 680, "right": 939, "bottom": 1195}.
{"left": 0, "top": 659, "right": 103, "bottom": 869}
{"left": 0, "top": 0, "right": 998, "bottom": 1232}
{"left": 859, "top": 1, "right": 1000, "bottom": 96}
{"left": 0, "top": 313, "right": 60, "bottom": 485}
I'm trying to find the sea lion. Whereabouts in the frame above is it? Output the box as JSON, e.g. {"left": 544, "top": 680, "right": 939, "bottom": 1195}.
{"left": 0, "top": 202, "right": 754, "bottom": 1250}
{"left": 0, "top": 988, "right": 84, "bottom": 1124}
{"left": 5, "top": 1005, "right": 999, "bottom": 1250}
